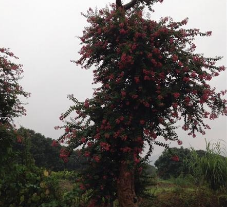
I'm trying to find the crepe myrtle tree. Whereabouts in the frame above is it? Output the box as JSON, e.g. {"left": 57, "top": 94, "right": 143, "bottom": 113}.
{"left": 57, "top": 0, "right": 227, "bottom": 206}
{"left": 0, "top": 48, "right": 29, "bottom": 123}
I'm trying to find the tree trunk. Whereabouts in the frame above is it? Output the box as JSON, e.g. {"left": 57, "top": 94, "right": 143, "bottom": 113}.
{"left": 117, "top": 163, "right": 139, "bottom": 207}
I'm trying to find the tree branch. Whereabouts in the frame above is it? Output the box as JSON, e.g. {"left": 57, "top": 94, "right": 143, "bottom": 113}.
{"left": 116, "top": 0, "right": 123, "bottom": 8}
{"left": 116, "top": 0, "right": 155, "bottom": 11}
{"left": 123, "top": 0, "right": 138, "bottom": 10}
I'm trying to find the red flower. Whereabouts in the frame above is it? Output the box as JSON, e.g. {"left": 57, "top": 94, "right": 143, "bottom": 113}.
{"left": 134, "top": 77, "right": 140, "bottom": 84}
{"left": 81, "top": 137, "right": 86, "bottom": 143}
{"left": 183, "top": 77, "right": 190, "bottom": 82}
{"left": 87, "top": 142, "right": 93, "bottom": 147}
{"left": 143, "top": 102, "right": 150, "bottom": 107}
{"left": 206, "top": 31, "right": 212, "bottom": 36}
{"left": 84, "top": 151, "right": 90, "bottom": 157}
{"left": 17, "top": 135, "right": 23, "bottom": 143}
{"left": 52, "top": 140, "right": 58, "bottom": 147}
{"left": 144, "top": 75, "right": 150, "bottom": 80}
{"left": 93, "top": 155, "right": 100, "bottom": 162}
{"left": 119, "top": 23, "right": 124, "bottom": 28}
{"left": 60, "top": 148, "right": 70, "bottom": 163}
{"left": 158, "top": 95, "right": 163, "bottom": 100}
{"left": 132, "top": 94, "right": 138, "bottom": 99}
{"left": 173, "top": 93, "right": 180, "bottom": 98}
{"left": 177, "top": 140, "right": 183, "bottom": 145}
{"left": 84, "top": 99, "right": 89, "bottom": 108}
{"left": 172, "top": 54, "right": 178, "bottom": 62}
{"left": 65, "top": 127, "right": 70, "bottom": 133}
{"left": 171, "top": 155, "right": 179, "bottom": 162}
{"left": 140, "top": 120, "right": 145, "bottom": 125}
{"left": 100, "top": 142, "right": 110, "bottom": 151}
{"left": 80, "top": 184, "right": 86, "bottom": 190}
{"left": 121, "top": 90, "right": 126, "bottom": 97}
{"left": 172, "top": 102, "right": 178, "bottom": 109}
{"left": 184, "top": 96, "right": 190, "bottom": 102}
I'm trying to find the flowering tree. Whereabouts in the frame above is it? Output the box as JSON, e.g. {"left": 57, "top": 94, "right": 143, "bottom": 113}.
{"left": 58, "top": 0, "right": 227, "bottom": 206}
{"left": 0, "top": 48, "right": 29, "bottom": 123}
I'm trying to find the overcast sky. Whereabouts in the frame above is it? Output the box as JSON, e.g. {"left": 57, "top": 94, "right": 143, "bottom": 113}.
{"left": 0, "top": 0, "right": 226, "bottom": 158}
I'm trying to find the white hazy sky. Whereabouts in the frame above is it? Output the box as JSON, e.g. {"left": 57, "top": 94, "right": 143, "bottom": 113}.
{"left": 0, "top": 0, "right": 226, "bottom": 158}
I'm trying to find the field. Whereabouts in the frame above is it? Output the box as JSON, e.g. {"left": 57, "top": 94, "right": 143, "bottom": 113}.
{"left": 42, "top": 171, "right": 227, "bottom": 207}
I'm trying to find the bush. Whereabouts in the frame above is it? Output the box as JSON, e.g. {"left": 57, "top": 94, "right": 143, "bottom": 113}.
{"left": 0, "top": 164, "right": 61, "bottom": 207}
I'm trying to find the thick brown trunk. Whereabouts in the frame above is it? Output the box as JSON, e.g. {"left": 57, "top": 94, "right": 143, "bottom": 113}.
{"left": 117, "top": 163, "right": 139, "bottom": 207}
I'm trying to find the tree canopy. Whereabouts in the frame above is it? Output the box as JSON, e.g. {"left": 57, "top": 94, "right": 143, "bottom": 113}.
{"left": 13, "top": 127, "right": 85, "bottom": 171}
{"left": 0, "top": 47, "right": 29, "bottom": 172}
{"left": 0, "top": 48, "right": 29, "bottom": 122}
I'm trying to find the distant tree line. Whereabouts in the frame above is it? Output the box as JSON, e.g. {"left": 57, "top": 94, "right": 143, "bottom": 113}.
{"left": 155, "top": 147, "right": 210, "bottom": 179}
{"left": 13, "top": 127, "right": 86, "bottom": 171}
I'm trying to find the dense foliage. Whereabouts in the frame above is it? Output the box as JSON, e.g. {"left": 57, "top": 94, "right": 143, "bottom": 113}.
{"left": 0, "top": 127, "right": 84, "bottom": 207}
{"left": 0, "top": 47, "right": 29, "bottom": 174}
{"left": 58, "top": 1, "right": 227, "bottom": 206}
{"left": 0, "top": 48, "right": 29, "bottom": 122}
{"left": 12, "top": 127, "right": 85, "bottom": 171}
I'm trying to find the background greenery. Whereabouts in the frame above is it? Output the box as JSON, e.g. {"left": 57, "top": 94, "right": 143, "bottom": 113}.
{"left": 1, "top": 125, "right": 226, "bottom": 207}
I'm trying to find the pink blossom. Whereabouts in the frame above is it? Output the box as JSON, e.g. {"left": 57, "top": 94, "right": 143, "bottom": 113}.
{"left": 134, "top": 77, "right": 140, "bottom": 84}
{"left": 87, "top": 142, "right": 93, "bottom": 147}
{"left": 219, "top": 66, "right": 225, "bottom": 71}
{"left": 177, "top": 140, "right": 183, "bottom": 145}
{"left": 93, "top": 155, "right": 100, "bottom": 162}
{"left": 171, "top": 155, "right": 179, "bottom": 162}
{"left": 121, "top": 91, "right": 126, "bottom": 97}
{"left": 140, "top": 120, "right": 145, "bottom": 125}
{"left": 119, "top": 23, "right": 124, "bottom": 28}
{"left": 17, "top": 135, "right": 23, "bottom": 143}
{"left": 172, "top": 102, "right": 178, "bottom": 109}
{"left": 81, "top": 137, "right": 86, "bottom": 143}
{"left": 143, "top": 102, "right": 150, "bottom": 107}
{"left": 52, "top": 140, "right": 58, "bottom": 147}
{"left": 158, "top": 95, "right": 163, "bottom": 100}
{"left": 132, "top": 94, "right": 138, "bottom": 99}
{"left": 100, "top": 142, "right": 110, "bottom": 151}
{"left": 84, "top": 99, "right": 89, "bottom": 108}
{"left": 65, "top": 127, "right": 70, "bottom": 133}
{"left": 172, "top": 54, "right": 178, "bottom": 62}
{"left": 206, "top": 31, "right": 212, "bottom": 36}
{"left": 210, "top": 113, "right": 217, "bottom": 120}
{"left": 181, "top": 18, "right": 188, "bottom": 25}
{"left": 84, "top": 151, "right": 90, "bottom": 157}
{"left": 178, "top": 61, "right": 183, "bottom": 67}
{"left": 183, "top": 77, "right": 190, "bottom": 82}
{"left": 184, "top": 96, "right": 190, "bottom": 102}
{"left": 144, "top": 75, "right": 150, "bottom": 80}
{"left": 191, "top": 72, "right": 197, "bottom": 78}
{"left": 173, "top": 93, "right": 180, "bottom": 98}
{"left": 182, "top": 125, "right": 189, "bottom": 131}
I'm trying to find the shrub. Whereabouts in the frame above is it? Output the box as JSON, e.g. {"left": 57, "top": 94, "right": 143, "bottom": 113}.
{"left": 186, "top": 140, "right": 227, "bottom": 191}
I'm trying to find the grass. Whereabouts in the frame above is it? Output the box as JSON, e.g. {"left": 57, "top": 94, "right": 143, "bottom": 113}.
{"left": 144, "top": 177, "right": 227, "bottom": 207}
{"left": 39, "top": 171, "right": 227, "bottom": 207}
